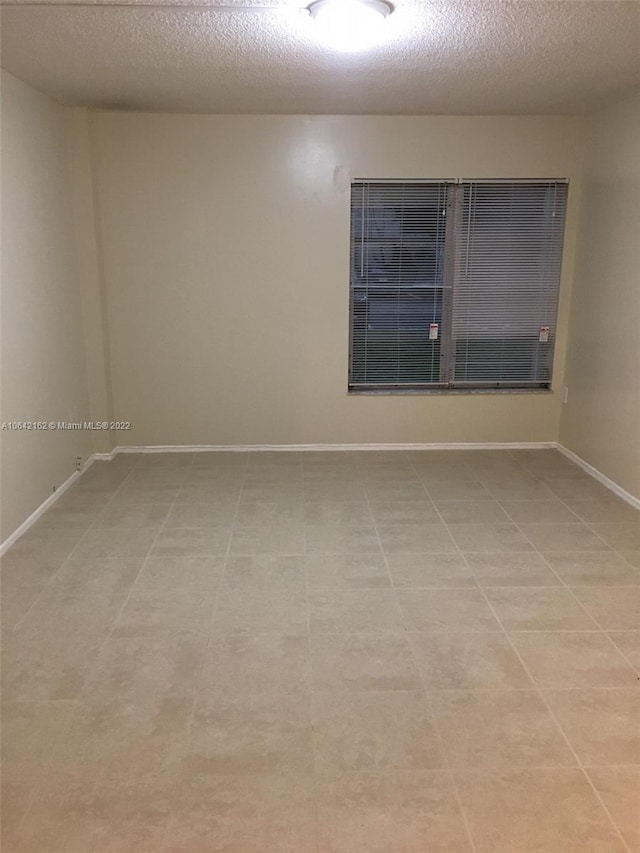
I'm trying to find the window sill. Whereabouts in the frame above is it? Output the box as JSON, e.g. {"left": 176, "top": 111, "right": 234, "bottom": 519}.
{"left": 348, "top": 388, "right": 554, "bottom": 396}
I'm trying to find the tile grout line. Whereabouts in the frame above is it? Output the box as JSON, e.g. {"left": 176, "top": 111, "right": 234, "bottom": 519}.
{"left": 483, "top": 478, "right": 636, "bottom": 849}
{"left": 10, "top": 454, "right": 180, "bottom": 848}
{"left": 4, "top": 449, "right": 637, "bottom": 851}
{"left": 4, "top": 456, "right": 146, "bottom": 842}
{"left": 498, "top": 503, "right": 640, "bottom": 678}
{"left": 423, "top": 455, "right": 632, "bottom": 852}
{"left": 158, "top": 451, "right": 251, "bottom": 853}
{"left": 403, "top": 454, "right": 480, "bottom": 853}
{"left": 458, "top": 515, "right": 635, "bottom": 853}
{"left": 358, "top": 456, "right": 417, "bottom": 851}
{"left": 301, "top": 458, "right": 324, "bottom": 853}
{"left": 9, "top": 456, "right": 145, "bottom": 632}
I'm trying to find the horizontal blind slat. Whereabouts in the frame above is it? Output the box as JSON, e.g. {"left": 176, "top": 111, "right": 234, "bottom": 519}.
{"left": 350, "top": 182, "right": 449, "bottom": 387}
{"left": 451, "top": 181, "right": 567, "bottom": 386}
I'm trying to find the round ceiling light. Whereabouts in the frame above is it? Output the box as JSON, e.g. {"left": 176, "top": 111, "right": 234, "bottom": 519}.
{"left": 308, "top": 0, "right": 394, "bottom": 52}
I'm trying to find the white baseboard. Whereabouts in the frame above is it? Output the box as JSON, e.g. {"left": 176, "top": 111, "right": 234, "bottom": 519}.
{"left": 92, "top": 449, "right": 118, "bottom": 461}
{"left": 555, "top": 444, "right": 640, "bottom": 510}
{"left": 114, "top": 442, "right": 557, "bottom": 454}
{"left": 0, "top": 453, "right": 100, "bottom": 557}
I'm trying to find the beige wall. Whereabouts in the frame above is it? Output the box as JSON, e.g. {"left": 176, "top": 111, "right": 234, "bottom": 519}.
{"left": 0, "top": 71, "right": 92, "bottom": 540}
{"left": 91, "top": 112, "right": 584, "bottom": 447}
{"left": 560, "top": 93, "right": 640, "bottom": 499}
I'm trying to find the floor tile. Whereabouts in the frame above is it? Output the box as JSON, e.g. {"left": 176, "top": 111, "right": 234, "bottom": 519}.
{"left": 309, "top": 589, "right": 405, "bottom": 633}
{"left": 9, "top": 528, "right": 89, "bottom": 564}
{"left": 214, "top": 587, "right": 308, "bottom": 635}
{"left": 623, "top": 550, "right": 640, "bottom": 568}
{"left": 316, "top": 771, "right": 473, "bottom": 853}
{"left": 0, "top": 781, "right": 32, "bottom": 849}
{"left": 1, "top": 582, "right": 47, "bottom": 630}
{"left": 387, "top": 770, "right": 473, "bottom": 853}
{"left": 387, "top": 552, "right": 477, "bottom": 587}
{"left": 607, "top": 631, "right": 640, "bottom": 670}
{"left": 398, "top": 588, "right": 501, "bottom": 632}
{"left": 46, "top": 557, "right": 143, "bottom": 603}
{"left": 304, "top": 553, "right": 390, "bottom": 589}
{"left": 199, "top": 632, "right": 311, "bottom": 696}
{"left": 368, "top": 500, "right": 440, "bottom": 525}
{"left": 417, "top": 475, "right": 478, "bottom": 494}
{"left": 113, "top": 587, "right": 217, "bottom": 637}
{"left": 71, "top": 528, "right": 158, "bottom": 560}
{"left": 483, "top": 478, "right": 555, "bottom": 501}
{"left": 175, "top": 483, "right": 240, "bottom": 503}
{"left": 544, "top": 688, "right": 640, "bottom": 765}
{"left": 564, "top": 498, "right": 640, "bottom": 524}
{"left": 455, "top": 768, "right": 627, "bottom": 852}
{"left": 521, "top": 523, "right": 611, "bottom": 552}
{"left": 435, "top": 499, "right": 510, "bottom": 524}
{"left": 547, "top": 477, "right": 615, "bottom": 501}
{"left": 110, "top": 484, "right": 180, "bottom": 504}
{"left": 484, "top": 587, "right": 597, "bottom": 631}
{"left": 408, "top": 632, "right": 532, "bottom": 689}
{"left": 81, "top": 631, "right": 208, "bottom": 703}
{"left": 464, "top": 551, "right": 561, "bottom": 587}
{"left": 52, "top": 694, "right": 192, "bottom": 785}
{"left": 448, "top": 523, "right": 533, "bottom": 553}
{"left": 589, "top": 523, "right": 640, "bottom": 551}
{"left": 151, "top": 527, "right": 231, "bottom": 556}
{"left": 1, "top": 701, "right": 75, "bottom": 783}
{"left": 543, "top": 551, "right": 640, "bottom": 585}
{"left": 238, "top": 482, "right": 304, "bottom": 502}
{"left": 303, "top": 501, "right": 372, "bottom": 525}
{"left": 315, "top": 772, "right": 401, "bottom": 853}
{"left": 311, "top": 633, "right": 421, "bottom": 692}
{"left": 223, "top": 554, "right": 305, "bottom": 591}
{"left": 37, "top": 502, "right": 103, "bottom": 530}
{"left": 378, "top": 523, "right": 457, "bottom": 553}
{"left": 0, "top": 549, "right": 66, "bottom": 590}
{"left": 11, "top": 775, "right": 173, "bottom": 853}
{"left": 164, "top": 770, "right": 316, "bottom": 853}
{"left": 131, "top": 556, "right": 224, "bottom": 596}
{"left": 587, "top": 766, "right": 640, "bottom": 851}
{"left": 365, "top": 482, "right": 429, "bottom": 502}
{"left": 510, "top": 631, "right": 638, "bottom": 687}
{"left": 92, "top": 504, "right": 170, "bottom": 528}
{"left": 431, "top": 689, "right": 575, "bottom": 770}
{"left": 164, "top": 502, "right": 238, "bottom": 527}
{"left": 424, "top": 480, "right": 492, "bottom": 500}
{"left": 499, "top": 499, "right": 580, "bottom": 524}
{"left": 190, "top": 453, "right": 247, "bottom": 469}
{"left": 236, "top": 501, "right": 306, "bottom": 525}
{"left": 303, "top": 481, "right": 367, "bottom": 501}
{"left": 313, "top": 690, "right": 442, "bottom": 774}
{"left": 136, "top": 452, "right": 194, "bottom": 468}
{"left": 188, "top": 688, "right": 314, "bottom": 775}
{"left": 3, "top": 595, "right": 121, "bottom": 701}
{"left": 305, "top": 523, "right": 381, "bottom": 554}
{"left": 570, "top": 586, "right": 640, "bottom": 630}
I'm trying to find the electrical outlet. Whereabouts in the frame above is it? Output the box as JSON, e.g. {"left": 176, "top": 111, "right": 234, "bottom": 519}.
{"left": 76, "top": 457, "right": 83, "bottom": 471}
{"left": 562, "top": 386, "right": 569, "bottom": 404}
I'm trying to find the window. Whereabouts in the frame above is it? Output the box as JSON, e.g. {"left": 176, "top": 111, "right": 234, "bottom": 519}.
{"left": 349, "top": 179, "right": 568, "bottom": 392}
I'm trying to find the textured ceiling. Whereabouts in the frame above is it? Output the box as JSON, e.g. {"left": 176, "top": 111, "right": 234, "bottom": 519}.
{"left": 1, "top": 0, "right": 639, "bottom": 114}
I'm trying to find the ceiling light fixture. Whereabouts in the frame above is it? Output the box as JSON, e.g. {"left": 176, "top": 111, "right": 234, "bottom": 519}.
{"left": 308, "top": 0, "right": 393, "bottom": 52}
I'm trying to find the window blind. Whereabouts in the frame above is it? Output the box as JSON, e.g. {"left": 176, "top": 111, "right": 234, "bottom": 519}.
{"left": 349, "top": 181, "right": 449, "bottom": 389}
{"left": 451, "top": 181, "right": 568, "bottom": 388}
{"left": 349, "top": 179, "right": 568, "bottom": 392}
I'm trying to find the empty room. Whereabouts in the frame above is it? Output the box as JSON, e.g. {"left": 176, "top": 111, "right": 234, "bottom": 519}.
{"left": 1, "top": 0, "right": 639, "bottom": 850}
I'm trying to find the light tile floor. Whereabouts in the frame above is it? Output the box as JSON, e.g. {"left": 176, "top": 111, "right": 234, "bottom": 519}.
{"left": 1, "top": 449, "right": 639, "bottom": 852}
